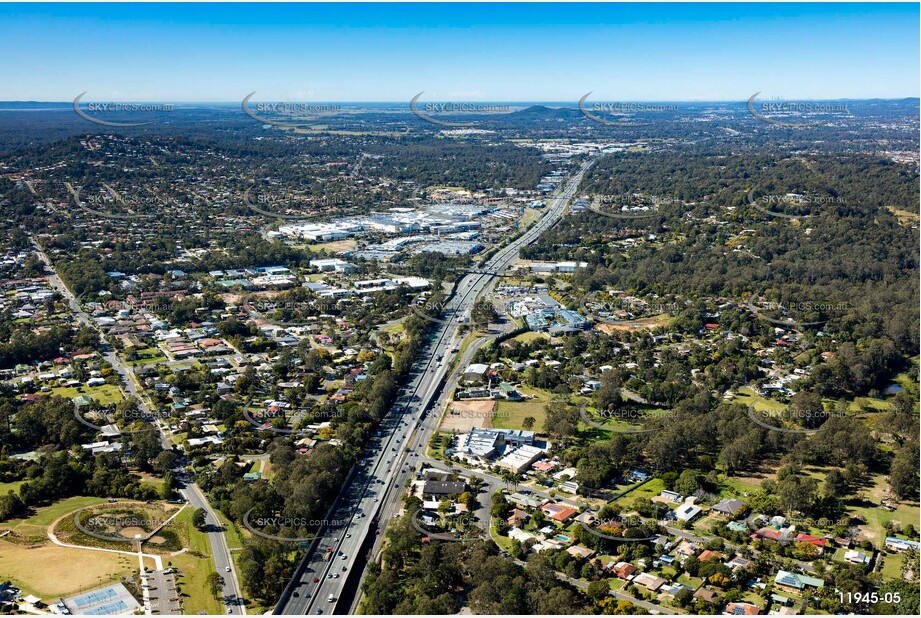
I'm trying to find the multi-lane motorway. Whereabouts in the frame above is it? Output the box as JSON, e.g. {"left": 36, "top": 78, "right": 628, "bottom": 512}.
{"left": 275, "top": 157, "right": 595, "bottom": 615}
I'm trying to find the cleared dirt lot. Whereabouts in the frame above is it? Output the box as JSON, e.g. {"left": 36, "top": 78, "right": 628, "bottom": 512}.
{"left": 440, "top": 400, "right": 497, "bottom": 432}
{"left": 596, "top": 314, "right": 669, "bottom": 333}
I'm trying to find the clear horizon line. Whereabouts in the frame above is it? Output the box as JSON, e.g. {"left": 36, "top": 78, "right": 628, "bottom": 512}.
{"left": 3, "top": 96, "right": 920, "bottom": 105}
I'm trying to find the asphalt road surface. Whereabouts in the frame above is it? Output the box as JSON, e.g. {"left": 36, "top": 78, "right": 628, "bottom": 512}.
{"left": 33, "top": 241, "right": 246, "bottom": 615}
{"left": 275, "top": 158, "right": 595, "bottom": 615}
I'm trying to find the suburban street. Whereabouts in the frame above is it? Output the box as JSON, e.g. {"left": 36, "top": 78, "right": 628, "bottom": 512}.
{"left": 31, "top": 240, "right": 246, "bottom": 615}
{"left": 4, "top": 10, "right": 915, "bottom": 618}
{"left": 399, "top": 457, "right": 677, "bottom": 616}
{"left": 275, "top": 158, "right": 595, "bottom": 615}
{"left": 182, "top": 483, "right": 247, "bottom": 614}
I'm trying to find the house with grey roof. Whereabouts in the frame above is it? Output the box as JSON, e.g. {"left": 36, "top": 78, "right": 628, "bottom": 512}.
{"left": 712, "top": 498, "right": 747, "bottom": 517}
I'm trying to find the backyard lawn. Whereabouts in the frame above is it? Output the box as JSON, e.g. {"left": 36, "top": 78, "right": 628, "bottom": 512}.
{"left": 676, "top": 574, "right": 704, "bottom": 589}
{"left": 51, "top": 383, "right": 124, "bottom": 405}
{"left": 878, "top": 552, "right": 906, "bottom": 580}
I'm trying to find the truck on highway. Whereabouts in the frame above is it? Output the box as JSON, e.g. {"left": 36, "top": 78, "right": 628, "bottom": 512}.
{"left": 323, "top": 547, "right": 333, "bottom": 561}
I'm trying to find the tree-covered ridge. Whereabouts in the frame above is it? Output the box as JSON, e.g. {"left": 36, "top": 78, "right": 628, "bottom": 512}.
{"left": 523, "top": 153, "right": 918, "bottom": 361}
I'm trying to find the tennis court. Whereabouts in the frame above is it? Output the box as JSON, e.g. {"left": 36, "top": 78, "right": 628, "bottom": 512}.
{"left": 63, "top": 583, "right": 141, "bottom": 616}
{"left": 71, "top": 587, "right": 117, "bottom": 609}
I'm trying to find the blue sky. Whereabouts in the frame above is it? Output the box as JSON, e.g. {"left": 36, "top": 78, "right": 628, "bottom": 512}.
{"left": 1, "top": 2, "right": 917, "bottom": 102}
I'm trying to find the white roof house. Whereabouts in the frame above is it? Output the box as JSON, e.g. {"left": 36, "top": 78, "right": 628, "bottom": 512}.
{"left": 844, "top": 550, "right": 871, "bottom": 564}
{"left": 675, "top": 503, "right": 702, "bottom": 522}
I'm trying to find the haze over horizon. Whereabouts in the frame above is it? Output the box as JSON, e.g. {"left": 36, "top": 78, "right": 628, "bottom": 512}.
{"left": 3, "top": 96, "right": 920, "bottom": 104}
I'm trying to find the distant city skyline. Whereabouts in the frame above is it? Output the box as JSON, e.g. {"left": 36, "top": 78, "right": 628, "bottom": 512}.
{"left": 1, "top": 2, "right": 918, "bottom": 102}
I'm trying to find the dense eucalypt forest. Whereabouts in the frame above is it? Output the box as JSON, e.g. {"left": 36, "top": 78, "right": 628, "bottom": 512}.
{"left": 526, "top": 152, "right": 919, "bottom": 369}
{"left": 504, "top": 152, "right": 919, "bottom": 510}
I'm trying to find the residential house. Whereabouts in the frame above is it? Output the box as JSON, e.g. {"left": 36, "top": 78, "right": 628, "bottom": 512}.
{"left": 508, "top": 527, "right": 541, "bottom": 544}
{"left": 675, "top": 540, "right": 700, "bottom": 557}
{"left": 843, "top": 550, "right": 871, "bottom": 565}
{"left": 723, "top": 601, "right": 761, "bottom": 615}
{"left": 575, "top": 511, "right": 596, "bottom": 526}
{"left": 885, "top": 537, "right": 920, "bottom": 552}
{"left": 633, "top": 573, "right": 666, "bottom": 592}
{"left": 566, "top": 545, "right": 595, "bottom": 559}
{"left": 507, "top": 492, "right": 544, "bottom": 509}
{"left": 532, "top": 460, "right": 557, "bottom": 474}
{"left": 725, "top": 556, "right": 753, "bottom": 572}
{"left": 560, "top": 480, "right": 579, "bottom": 494}
{"left": 794, "top": 534, "right": 826, "bottom": 554}
{"left": 773, "top": 570, "right": 824, "bottom": 595}
{"left": 541, "top": 503, "right": 578, "bottom": 523}
{"left": 612, "top": 561, "right": 638, "bottom": 580}
{"left": 675, "top": 503, "right": 703, "bottom": 522}
{"left": 507, "top": 509, "right": 529, "bottom": 527}
{"left": 661, "top": 583, "right": 692, "bottom": 598}
{"left": 712, "top": 498, "right": 748, "bottom": 517}
{"left": 694, "top": 588, "right": 721, "bottom": 604}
